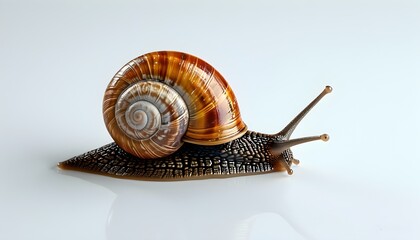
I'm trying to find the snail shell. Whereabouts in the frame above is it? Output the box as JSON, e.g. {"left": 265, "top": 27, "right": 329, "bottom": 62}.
{"left": 103, "top": 51, "right": 247, "bottom": 159}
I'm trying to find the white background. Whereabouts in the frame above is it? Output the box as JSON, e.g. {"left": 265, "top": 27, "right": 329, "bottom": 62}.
{"left": 1, "top": 0, "right": 420, "bottom": 239}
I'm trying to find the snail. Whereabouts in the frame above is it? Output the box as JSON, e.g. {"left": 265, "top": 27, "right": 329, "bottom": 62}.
{"left": 58, "top": 51, "right": 332, "bottom": 181}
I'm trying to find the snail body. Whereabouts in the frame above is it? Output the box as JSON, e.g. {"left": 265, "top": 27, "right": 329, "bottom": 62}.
{"left": 58, "top": 51, "right": 332, "bottom": 180}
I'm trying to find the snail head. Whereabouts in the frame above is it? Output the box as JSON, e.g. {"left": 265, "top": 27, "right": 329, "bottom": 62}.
{"left": 269, "top": 86, "right": 332, "bottom": 174}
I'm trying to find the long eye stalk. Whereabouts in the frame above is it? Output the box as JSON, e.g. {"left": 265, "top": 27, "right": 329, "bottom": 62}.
{"left": 272, "top": 86, "right": 332, "bottom": 175}
{"left": 271, "top": 134, "right": 329, "bottom": 156}
{"left": 278, "top": 86, "right": 332, "bottom": 139}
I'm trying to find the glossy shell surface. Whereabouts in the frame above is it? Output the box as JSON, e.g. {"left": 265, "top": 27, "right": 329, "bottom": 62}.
{"left": 103, "top": 51, "right": 247, "bottom": 159}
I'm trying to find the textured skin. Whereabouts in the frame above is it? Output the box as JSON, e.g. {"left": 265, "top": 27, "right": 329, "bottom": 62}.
{"left": 59, "top": 131, "right": 291, "bottom": 180}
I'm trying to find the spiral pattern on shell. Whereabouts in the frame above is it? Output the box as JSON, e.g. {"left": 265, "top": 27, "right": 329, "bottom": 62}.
{"left": 103, "top": 51, "right": 247, "bottom": 159}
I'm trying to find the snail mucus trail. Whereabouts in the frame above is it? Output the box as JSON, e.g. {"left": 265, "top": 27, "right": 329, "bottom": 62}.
{"left": 58, "top": 51, "right": 332, "bottom": 181}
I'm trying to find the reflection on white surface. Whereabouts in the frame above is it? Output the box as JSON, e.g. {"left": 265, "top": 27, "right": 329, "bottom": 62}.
{"left": 57, "top": 163, "right": 420, "bottom": 240}
{"left": 59, "top": 170, "right": 298, "bottom": 240}
{"left": 246, "top": 213, "right": 305, "bottom": 240}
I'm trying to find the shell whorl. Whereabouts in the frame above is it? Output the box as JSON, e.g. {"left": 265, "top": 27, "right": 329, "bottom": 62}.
{"left": 103, "top": 51, "right": 247, "bottom": 159}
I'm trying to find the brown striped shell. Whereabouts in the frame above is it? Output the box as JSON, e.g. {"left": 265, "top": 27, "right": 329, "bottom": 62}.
{"left": 103, "top": 51, "right": 248, "bottom": 159}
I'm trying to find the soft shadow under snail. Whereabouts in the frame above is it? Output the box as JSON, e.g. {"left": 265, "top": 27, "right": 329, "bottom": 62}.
{"left": 58, "top": 51, "right": 332, "bottom": 181}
